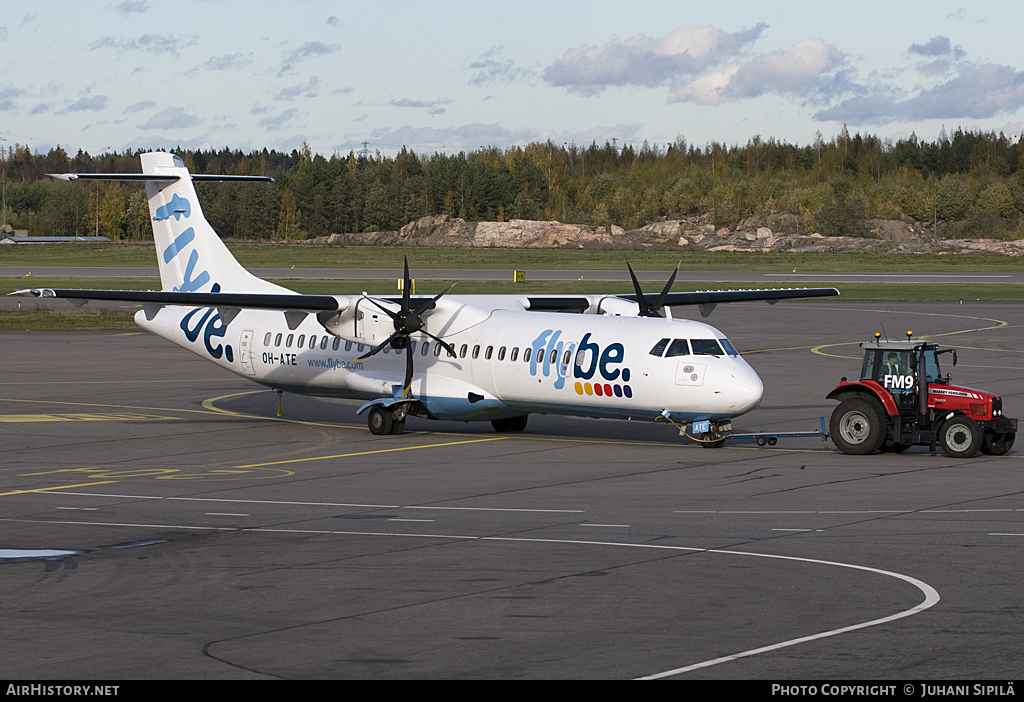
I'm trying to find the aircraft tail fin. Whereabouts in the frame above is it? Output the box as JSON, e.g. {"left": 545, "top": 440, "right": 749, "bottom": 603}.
{"left": 139, "top": 153, "right": 286, "bottom": 294}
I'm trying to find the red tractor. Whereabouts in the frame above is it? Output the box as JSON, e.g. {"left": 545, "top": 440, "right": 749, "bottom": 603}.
{"left": 828, "top": 332, "right": 1016, "bottom": 457}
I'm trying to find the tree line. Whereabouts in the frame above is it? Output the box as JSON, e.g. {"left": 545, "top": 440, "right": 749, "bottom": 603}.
{"left": 3, "top": 126, "right": 1023, "bottom": 242}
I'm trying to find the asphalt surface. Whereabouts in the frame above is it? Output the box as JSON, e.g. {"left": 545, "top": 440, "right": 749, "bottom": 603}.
{"left": 2, "top": 300, "right": 1023, "bottom": 680}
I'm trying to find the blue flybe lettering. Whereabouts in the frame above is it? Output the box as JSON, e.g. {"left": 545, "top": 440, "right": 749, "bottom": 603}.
{"left": 162, "top": 227, "right": 196, "bottom": 263}
{"left": 176, "top": 249, "right": 211, "bottom": 293}
{"left": 180, "top": 304, "right": 232, "bottom": 361}
{"left": 153, "top": 193, "right": 191, "bottom": 222}
{"left": 528, "top": 329, "right": 627, "bottom": 388}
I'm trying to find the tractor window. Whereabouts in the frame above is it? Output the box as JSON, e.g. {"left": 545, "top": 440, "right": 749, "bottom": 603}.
{"left": 924, "top": 351, "right": 941, "bottom": 382}
{"left": 860, "top": 350, "right": 877, "bottom": 380}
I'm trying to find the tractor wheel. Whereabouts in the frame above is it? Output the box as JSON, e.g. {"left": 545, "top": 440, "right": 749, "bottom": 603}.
{"left": 939, "top": 415, "right": 983, "bottom": 458}
{"left": 980, "top": 431, "right": 1015, "bottom": 456}
{"left": 368, "top": 406, "right": 394, "bottom": 436}
{"left": 830, "top": 397, "right": 887, "bottom": 455}
{"left": 883, "top": 440, "right": 911, "bottom": 453}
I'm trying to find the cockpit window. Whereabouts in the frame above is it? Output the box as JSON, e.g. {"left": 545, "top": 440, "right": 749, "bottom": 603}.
{"left": 691, "top": 339, "right": 724, "bottom": 356}
{"left": 649, "top": 338, "right": 670, "bottom": 357}
{"left": 665, "top": 339, "right": 690, "bottom": 357}
{"left": 719, "top": 338, "right": 739, "bottom": 356}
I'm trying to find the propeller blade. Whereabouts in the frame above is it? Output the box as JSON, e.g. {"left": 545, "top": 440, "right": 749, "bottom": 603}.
{"left": 414, "top": 281, "right": 457, "bottom": 315}
{"left": 353, "top": 331, "right": 401, "bottom": 362}
{"left": 425, "top": 331, "right": 457, "bottom": 359}
{"left": 403, "top": 344, "right": 414, "bottom": 399}
{"left": 362, "top": 294, "right": 400, "bottom": 322}
{"left": 626, "top": 260, "right": 653, "bottom": 317}
{"left": 651, "top": 263, "right": 680, "bottom": 314}
{"left": 402, "top": 256, "right": 412, "bottom": 310}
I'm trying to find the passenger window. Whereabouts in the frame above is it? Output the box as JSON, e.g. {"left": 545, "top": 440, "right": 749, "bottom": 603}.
{"left": 322, "top": 337, "right": 330, "bottom": 350}
{"left": 285, "top": 334, "right": 294, "bottom": 348}
{"left": 274, "top": 333, "right": 282, "bottom": 347}
{"left": 421, "top": 341, "right": 429, "bottom": 356}
{"left": 409, "top": 340, "right": 416, "bottom": 355}
{"left": 297, "top": 334, "right": 305, "bottom": 348}
{"left": 472, "top": 345, "right": 480, "bottom": 359}
{"left": 485, "top": 346, "right": 493, "bottom": 360}
{"left": 308, "top": 335, "right": 316, "bottom": 349}
{"left": 562, "top": 350, "right": 571, "bottom": 365}
{"left": 344, "top": 340, "right": 352, "bottom": 351}
{"left": 383, "top": 345, "right": 390, "bottom": 354}
{"left": 498, "top": 347, "right": 506, "bottom": 361}
{"left": 357, "top": 344, "right": 365, "bottom": 352}
{"left": 460, "top": 344, "right": 468, "bottom": 358}
{"left": 510, "top": 347, "right": 519, "bottom": 362}
{"left": 665, "top": 339, "right": 690, "bottom": 357}
{"left": 576, "top": 349, "right": 588, "bottom": 366}
{"left": 263, "top": 332, "right": 272, "bottom": 346}
{"left": 691, "top": 339, "right": 724, "bottom": 356}
{"left": 649, "top": 338, "right": 670, "bottom": 357}
{"left": 434, "top": 343, "right": 442, "bottom": 357}
{"left": 523, "top": 348, "right": 532, "bottom": 363}
{"left": 549, "top": 349, "right": 558, "bottom": 364}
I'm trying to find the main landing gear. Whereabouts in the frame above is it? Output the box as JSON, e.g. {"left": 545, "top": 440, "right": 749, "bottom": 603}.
{"left": 367, "top": 405, "right": 406, "bottom": 435}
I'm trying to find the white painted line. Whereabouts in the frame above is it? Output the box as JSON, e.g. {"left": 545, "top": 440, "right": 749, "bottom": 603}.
{"left": 44, "top": 491, "right": 583, "bottom": 514}
{"left": 674, "top": 510, "right": 903, "bottom": 515}
{"left": 764, "top": 273, "right": 1011, "bottom": 279}
{"left": 389, "top": 518, "right": 434, "bottom": 523}
{"left": 206, "top": 513, "right": 249, "bottom": 517}
{"left": 580, "top": 523, "right": 630, "bottom": 528}
{"left": 2, "top": 515, "right": 940, "bottom": 679}
{"left": 771, "top": 528, "right": 815, "bottom": 532}
{"left": 989, "top": 533, "right": 1024, "bottom": 536}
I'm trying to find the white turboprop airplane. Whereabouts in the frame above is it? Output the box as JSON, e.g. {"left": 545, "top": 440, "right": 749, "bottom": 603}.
{"left": 12, "top": 153, "right": 839, "bottom": 443}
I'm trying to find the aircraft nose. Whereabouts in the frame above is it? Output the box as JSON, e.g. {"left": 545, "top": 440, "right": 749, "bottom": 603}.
{"left": 727, "top": 364, "right": 763, "bottom": 415}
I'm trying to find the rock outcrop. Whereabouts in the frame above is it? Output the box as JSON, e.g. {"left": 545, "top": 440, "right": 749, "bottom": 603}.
{"left": 300, "top": 214, "right": 1024, "bottom": 256}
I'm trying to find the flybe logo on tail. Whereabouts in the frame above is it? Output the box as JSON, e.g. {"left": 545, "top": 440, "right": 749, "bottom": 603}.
{"left": 154, "top": 193, "right": 191, "bottom": 222}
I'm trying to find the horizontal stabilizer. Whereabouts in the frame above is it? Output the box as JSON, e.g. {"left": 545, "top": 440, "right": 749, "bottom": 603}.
{"left": 47, "top": 173, "right": 274, "bottom": 183}
{"left": 8, "top": 288, "right": 338, "bottom": 312}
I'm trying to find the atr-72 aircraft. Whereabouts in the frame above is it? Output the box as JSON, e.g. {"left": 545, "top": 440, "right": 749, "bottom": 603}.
{"left": 12, "top": 152, "right": 839, "bottom": 443}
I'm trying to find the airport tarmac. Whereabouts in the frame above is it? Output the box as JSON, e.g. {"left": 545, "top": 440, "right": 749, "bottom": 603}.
{"left": 2, "top": 300, "right": 1023, "bottom": 680}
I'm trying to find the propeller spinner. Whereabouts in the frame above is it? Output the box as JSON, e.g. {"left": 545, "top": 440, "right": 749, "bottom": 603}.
{"left": 354, "top": 257, "right": 457, "bottom": 399}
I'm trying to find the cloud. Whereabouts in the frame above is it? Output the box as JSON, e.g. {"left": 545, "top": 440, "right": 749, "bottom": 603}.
{"left": 137, "top": 106, "right": 200, "bottom": 130}
{"left": 468, "top": 45, "right": 530, "bottom": 85}
{"left": 124, "top": 100, "right": 156, "bottom": 113}
{"left": 543, "top": 24, "right": 767, "bottom": 96}
{"left": 0, "top": 85, "right": 25, "bottom": 101}
{"left": 671, "top": 39, "right": 845, "bottom": 105}
{"left": 190, "top": 53, "right": 253, "bottom": 73}
{"left": 0, "top": 26, "right": 7, "bottom": 41}
{"left": 274, "top": 76, "right": 322, "bottom": 100}
{"left": 389, "top": 97, "right": 452, "bottom": 115}
{"left": 90, "top": 34, "right": 197, "bottom": 56}
{"left": 815, "top": 63, "right": 1024, "bottom": 124}
{"left": 0, "top": 100, "right": 15, "bottom": 112}
{"left": 279, "top": 41, "right": 340, "bottom": 76}
{"left": 113, "top": 1, "right": 150, "bottom": 16}
{"left": 30, "top": 103, "right": 50, "bottom": 114}
{"left": 258, "top": 108, "right": 299, "bottom": 131}
{"left": 66, "top": 95, "right": 109, "bottom": 112}
{"left": 909, "top": 36, "right": 953, "bottom": 57}
{"left": 326, "top": 16, "right": 342, "bottom": 27}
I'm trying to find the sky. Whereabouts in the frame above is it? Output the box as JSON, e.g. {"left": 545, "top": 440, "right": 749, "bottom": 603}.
{"left": 2, "top": 0, "right": 1023, "bottom": 159}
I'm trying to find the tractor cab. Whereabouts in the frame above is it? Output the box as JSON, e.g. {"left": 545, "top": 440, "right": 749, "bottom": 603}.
{"left": 827, "top": 332, "right": 1016, "bottom": 457}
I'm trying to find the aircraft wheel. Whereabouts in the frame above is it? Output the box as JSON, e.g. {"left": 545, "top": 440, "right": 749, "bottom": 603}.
{"left": 491, "top": 416, "right": 528, "bottom": 433}
{"left": 368, "top": 406, "right": 394, "bottom": 435}
{"left": 700, "top": 438, "right": 725, "bottom": 449}
{"left": 980, "top": 431, "right": 1015, "bottom": 456}
{"left": 830, "top": 397, "right": 886, "bottom": 455}
{"left": 939, "top": 415, "right": 983, "bottom": 458}
{"left": 389, "top": 420, "right": 406, "bottom": 435}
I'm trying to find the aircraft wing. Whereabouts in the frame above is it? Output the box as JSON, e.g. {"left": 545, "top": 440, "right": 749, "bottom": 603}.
{"left": 8, "top": 288, "right": 339, "bottom": 311}
{"left": 638, "top": 287, "right": 840, "bottom": 306}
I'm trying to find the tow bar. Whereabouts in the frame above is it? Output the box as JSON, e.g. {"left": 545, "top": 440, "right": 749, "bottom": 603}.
{"left": 726, "top": 417, "right": 830, "bottom": 446}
